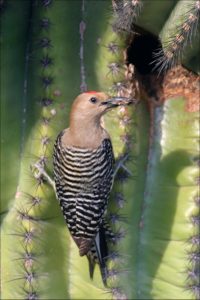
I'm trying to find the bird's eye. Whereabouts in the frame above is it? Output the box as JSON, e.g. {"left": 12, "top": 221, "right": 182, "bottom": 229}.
{"left": 90, "top": 97, "right": 97, "bottom": 104}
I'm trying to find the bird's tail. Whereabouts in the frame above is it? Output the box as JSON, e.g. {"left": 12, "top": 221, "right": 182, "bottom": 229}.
{"left": 87, "top": 220, "right": 115, "bottom": 286}
{"left": 94, "top": 225, "right": 108, "bottom": 286}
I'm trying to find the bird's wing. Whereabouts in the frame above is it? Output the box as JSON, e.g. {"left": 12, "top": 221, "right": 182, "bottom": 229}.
{"left": 75, "top": 138, "right": 114, "bottom": 238}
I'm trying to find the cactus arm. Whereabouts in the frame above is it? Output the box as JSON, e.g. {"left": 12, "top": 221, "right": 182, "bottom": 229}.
{"left": 94, "top": 5, "right": 151, "bottom": 298}
{"left": 155, "top": 0, "right": 200, "bottom": 73}
{"left": 135, "top": 0, "right": 178, "bottom": 36}
{"left": 65, "top": 1, "right": 120, "bottom": 297}
{"left": 2, "top": 0, "right": 120, "bottom": 299}
{"left": 104, "top": 101, "right": 150, "bottom": 299}
{"left": 138, "top": 98, "right": 199, "bottom": 299}
{"left": 0, "top": 0, "right": 31, "bottom": 215}
{"left": 2, "top": 1, "right": 82, "bottom": 298}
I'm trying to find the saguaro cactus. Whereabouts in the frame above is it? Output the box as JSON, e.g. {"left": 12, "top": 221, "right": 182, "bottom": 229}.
{"left": 1, "top": 0, "right": 199, "bottom": 299}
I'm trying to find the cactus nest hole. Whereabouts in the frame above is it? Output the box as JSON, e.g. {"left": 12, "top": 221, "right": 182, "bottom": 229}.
{"left": 126, "top": 29, "right": 162, "bottom": 75}
{"left": 126, "top": 28, "right": 200, "bottom": 109}
{"left": 126, "top": 28, "right": 164, "bottom": 103}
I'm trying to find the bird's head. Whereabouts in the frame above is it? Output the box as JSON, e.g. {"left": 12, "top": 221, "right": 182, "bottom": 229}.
{"left": 70, "top": 91, "right": 136, "bottom": 124}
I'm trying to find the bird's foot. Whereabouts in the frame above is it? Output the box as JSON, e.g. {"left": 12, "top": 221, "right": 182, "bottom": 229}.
{"left": 31, "top": 162, "right": 56, "bottom": 193}
{"left": 113, "top": 153, "right": 133, "bottom": 178}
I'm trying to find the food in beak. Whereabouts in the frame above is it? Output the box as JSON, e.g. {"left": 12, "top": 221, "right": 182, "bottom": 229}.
{"left": 101, "top": 96, "right": 138, "bottom": 107}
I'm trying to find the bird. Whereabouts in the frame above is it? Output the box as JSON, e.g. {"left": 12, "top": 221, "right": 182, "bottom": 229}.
{"left": 53, "top": 91, "right": 134, "bottom": 285}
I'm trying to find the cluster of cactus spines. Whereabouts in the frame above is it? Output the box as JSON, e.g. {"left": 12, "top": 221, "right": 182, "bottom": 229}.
{"left": 41, "top": 0, "right": 52, "bottom": 8}
{"left": 40, "top": 54, "right": 53, "bottom": 68}
{"left": 112, "top": 0, "right": 143, "bottom": 33}
{"left": 153, "top": 0, "right": 200, "bottom": 74}
{"left": 40, "top": 17, "right": 51, "bottom": 30}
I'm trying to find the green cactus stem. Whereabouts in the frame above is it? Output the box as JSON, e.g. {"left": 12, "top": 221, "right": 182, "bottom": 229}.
{"left": 2, "top": 0, "right": 82, "bottom": 298}
{"left": 137, "top": 98, "right": 199, "bottom": 300}
{"left": 153, "top": 0, "right": 200, "bottom": 73}
{"left": 1, "top": 1, "right": 199, "bottom": 299}
{"left": 0, "top": 0, "right": 31, "bottom": 215}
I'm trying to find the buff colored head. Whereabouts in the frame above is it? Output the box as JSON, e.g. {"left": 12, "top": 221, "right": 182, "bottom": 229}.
{"left": 70, "top": 91, "right": 135, "bottom": 124}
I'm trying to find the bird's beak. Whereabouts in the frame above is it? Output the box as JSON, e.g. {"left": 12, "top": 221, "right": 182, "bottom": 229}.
{"left": 101, "top": 96, "right": 138, "bottom": 108}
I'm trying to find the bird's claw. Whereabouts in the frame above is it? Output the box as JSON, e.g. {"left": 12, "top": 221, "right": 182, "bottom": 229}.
{"left": 114, "top": 153, "right": 133, "bottom": 177}
{"left": 31, "top": 162, "right": 56, "bottom": 193}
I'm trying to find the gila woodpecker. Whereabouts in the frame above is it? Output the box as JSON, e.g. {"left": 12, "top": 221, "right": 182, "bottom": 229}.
{"left": 53, "top": 91, "right": 134, "bottom": 285}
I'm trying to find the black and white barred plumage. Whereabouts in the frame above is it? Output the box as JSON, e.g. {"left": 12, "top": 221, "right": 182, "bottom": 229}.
{"left": 53, "top": 130, "right": 115, "bottom": 283}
